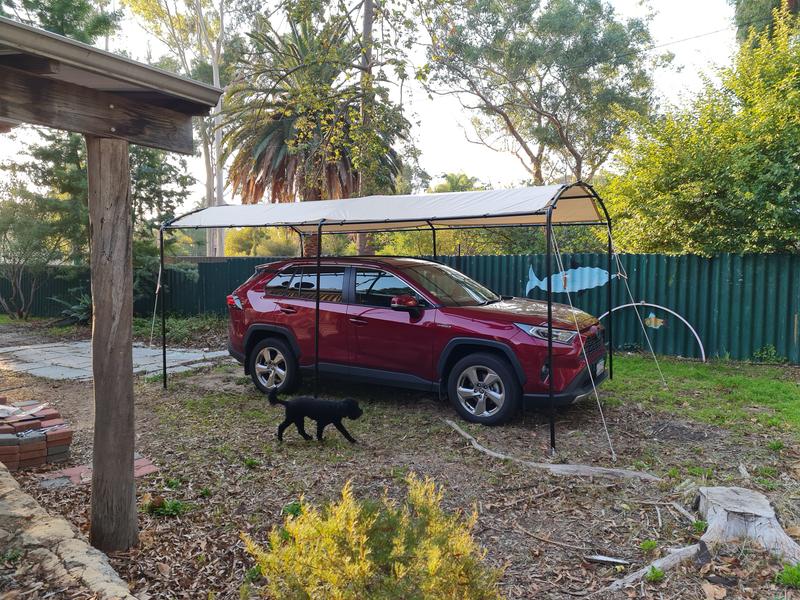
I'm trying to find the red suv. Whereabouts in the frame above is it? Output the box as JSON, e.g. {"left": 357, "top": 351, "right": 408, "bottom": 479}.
{"left": 227, "top": 257, "right": 606, "bottom": 425}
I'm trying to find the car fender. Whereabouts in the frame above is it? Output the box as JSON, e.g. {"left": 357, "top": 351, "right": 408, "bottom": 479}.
{"left": 242, "top": 324, "right": 301, "bottom": 374}
{"left": 437, "top": 337, "right": 527, "bottom": 385}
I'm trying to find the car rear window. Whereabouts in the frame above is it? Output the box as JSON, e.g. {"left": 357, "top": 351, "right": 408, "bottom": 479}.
{"left": 264, "top": 266, "right": 345, "bottom": 302}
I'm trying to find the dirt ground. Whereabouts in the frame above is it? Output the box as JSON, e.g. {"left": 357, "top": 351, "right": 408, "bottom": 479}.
{"left": 4, "top": 321, "right": 800, "bottom": 599}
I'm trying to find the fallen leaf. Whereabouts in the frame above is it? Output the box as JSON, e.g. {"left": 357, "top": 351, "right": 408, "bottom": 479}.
{"left": 786, "top": 526, "right": 800, "bottom": 538}
{"left": 156, "top": 562, "right": 170, "bottom": 577}
{"left": 702, "top": 581, "right": 726, "bottom": 599}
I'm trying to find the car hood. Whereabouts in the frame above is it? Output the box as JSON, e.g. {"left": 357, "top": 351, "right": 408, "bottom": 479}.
{"left": 444, "top": 297, "right": 599, "bottom": 331}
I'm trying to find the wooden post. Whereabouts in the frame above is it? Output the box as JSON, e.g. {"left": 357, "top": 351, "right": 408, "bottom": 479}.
{"left": 85, "top": 135, "right": 138, "bottom": 551}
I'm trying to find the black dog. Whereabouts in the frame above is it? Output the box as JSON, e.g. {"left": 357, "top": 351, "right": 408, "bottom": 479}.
{"left": 268, "top": 389, "right": 363, "bottom": 443}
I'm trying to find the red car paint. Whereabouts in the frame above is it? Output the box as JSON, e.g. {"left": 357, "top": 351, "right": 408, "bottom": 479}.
{"left": 227, "top": 257, "right": 606, "bottom": 413}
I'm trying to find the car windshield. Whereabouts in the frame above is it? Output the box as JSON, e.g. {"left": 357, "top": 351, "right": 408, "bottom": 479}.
{"left": 402, "top": 264, "right": 501, "bottom": 307}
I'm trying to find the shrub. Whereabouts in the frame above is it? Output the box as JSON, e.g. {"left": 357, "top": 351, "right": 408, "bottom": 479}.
{"left": 777, "top": 564, "right": 800, "bottom": 588}
{"left": 644, "top": 566, "right": 665, "bottom": 584}
{"left": 241, "top": 474, "right": 501, "bottom": 599}
{"left": 639, "top": 539, "right": 658, "bottom": 553}
{"left": 692, "top": 520, "right": 708, "bottom": 535}
{"left": 144, "top": 496, "right": 189, "bottom": 517}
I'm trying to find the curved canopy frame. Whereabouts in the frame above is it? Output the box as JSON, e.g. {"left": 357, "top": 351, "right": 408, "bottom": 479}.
{"left": 160, "top": 181, "right": 614, "bottom": 454}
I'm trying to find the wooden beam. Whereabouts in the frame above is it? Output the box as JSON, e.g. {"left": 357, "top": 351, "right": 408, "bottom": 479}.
{"left": 0, "top": 65, "right": 193, "bottom": 153}
{"left": 86, "top": 135, "right": 138, "bottom": 552}
{"left": 0, "top": 54, "right": 60, "bottom": 74}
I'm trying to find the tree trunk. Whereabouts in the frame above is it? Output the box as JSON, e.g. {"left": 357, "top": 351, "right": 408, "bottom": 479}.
{"left": 356, "top": 0, "right": 375, "bottom": 256}
{"left": 302, "top": 187, "right": 322, "bottom": 257}
{"left": 85, "top": 136, "right": 138, "bottom": 552}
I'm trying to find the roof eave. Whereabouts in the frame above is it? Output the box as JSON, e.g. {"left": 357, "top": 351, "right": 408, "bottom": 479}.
{"left": 0, "top": 16, "right": 222, "bottom": 114}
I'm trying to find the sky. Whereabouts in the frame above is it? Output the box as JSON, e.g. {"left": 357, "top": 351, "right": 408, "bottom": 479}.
{"left": 0, "top": 0, "right": 738, "bottom": 205}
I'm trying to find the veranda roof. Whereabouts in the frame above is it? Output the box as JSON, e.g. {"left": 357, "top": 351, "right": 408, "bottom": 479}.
{"left": 164, "top": 182, "right": 606, "bottom": 234}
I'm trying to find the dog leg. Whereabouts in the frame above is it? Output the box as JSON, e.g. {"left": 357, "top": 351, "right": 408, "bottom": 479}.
{"left": 334, "top": 421, "right": 357, "bottom": 444}
{"left": 296, "top": 418, "right": 313, "bottom": 441}
{"left": 316, "top": 421, "right": 327, "bottom": 441}
{"left": 277, "top": 418, "right": 291, "bottom": 442}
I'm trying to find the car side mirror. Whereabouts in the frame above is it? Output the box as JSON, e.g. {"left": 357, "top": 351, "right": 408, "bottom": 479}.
{"left": 390, "top": 294, "right": 419, "bottom": 310}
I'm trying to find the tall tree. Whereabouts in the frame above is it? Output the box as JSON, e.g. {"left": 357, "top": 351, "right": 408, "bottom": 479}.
{"left": 603, "top": 6, "right": 800, "bottom": 255}
{"left": 731, "top": 0, "right": 799, "bottom": 42}
{"left": 123, "top": 0, "right": 251, "bottom": 255}
{"left": 223, "top": 7, "right": 407, "bottom": 256}
{"left": 0, "top": 0, "right": 118, "bottom": 40}
{"left": 419, "top": 0, "right": 659, "bottom": 184}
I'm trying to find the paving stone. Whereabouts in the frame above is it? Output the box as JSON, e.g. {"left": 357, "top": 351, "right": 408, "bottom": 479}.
{"left": 18, "top": 432, "right": 45, "bottom": 445}
{"left": 39, "top": 475, "right": 72, "bottom": 489}
{"left": 0, "top": 434, "right": 19, "bottom": 446}
{"left": 47, "top": 445, "right": 70, "bottom": 456}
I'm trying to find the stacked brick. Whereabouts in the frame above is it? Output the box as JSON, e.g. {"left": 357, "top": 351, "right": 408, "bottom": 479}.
{"left": 0, "top": 399, "right": 72, "bottom": 472}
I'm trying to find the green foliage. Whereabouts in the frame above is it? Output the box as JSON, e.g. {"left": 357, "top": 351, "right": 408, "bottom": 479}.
{"left": 132, "top": 313, "right": 224, "bottom": 347}
{"left": 199, "top": 487, "right": 213, "bottom": 499}
{"left": 243, "top": 457, "right": 260, "bottom": 469}
{"left": 603, "top": 7, "right": 800, "bottom": 255}
{"left": 768, "top": 440, "right": 785, "bottom": 452}
{"left": 241, "top": 475, "right": 501, "bottom": 599}
{"left": 692, "top": 520, "right": 708, "bottom": 535}
{"left": 1, "top": 548, "right": 22, "bottom": 563}
{"left": 639, "top": 539, "right": 658, "bottom": 553}
{"left": 0, "top": 188, "right": 71, "bottom": 319}
{"left": 3, "top": 0, "right": 119, "bottom": 43}
{"left": 731, "top": 0, "right": 799, "bottom": 42}
{"left": 225, "top": 228, "right": 299, "bottom": 257}
{"left": 282, "top": 501, "right": 302, "bottom": 517}
{"left": 145, "top": 498, "right": 190, "bottom": 518}
{"left": 224, "top": 7, "right": 408, "bottom": 205}
{"left": 776, "top": 563, "right": 800, "bottom": 588}
{"left": 753, "top": 345, "right": 788, "bottom": 364}
{"left": 644, "top": 566, "right": 665, "bottom": 584}
{"left": 166, "top": 478, "right": 182, "bottom": 489}
{"left": 421, "top": 0, "right": 659, "bottom": 183}
{"left": 50, "top": 290, "right": 92, "bottom": 325}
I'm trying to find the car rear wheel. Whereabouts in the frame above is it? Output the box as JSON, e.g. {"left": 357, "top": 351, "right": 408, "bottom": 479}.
{"left": 447, "top": 353, "right": 520, "bottom": 425}
{"left": 249, "top": 337, "right": 298, "bottom": 394}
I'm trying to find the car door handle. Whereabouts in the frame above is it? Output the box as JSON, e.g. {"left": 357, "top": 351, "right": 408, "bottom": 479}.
{"left": 277, "top": 304, "right": 297, "bottom": 314}
{"left": 349, "top": 317, "right": 368, "bottom": 325}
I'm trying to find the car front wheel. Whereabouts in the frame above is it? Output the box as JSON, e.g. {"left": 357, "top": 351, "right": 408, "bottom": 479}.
{"left": 447, "top": 353, "right": 520, "bottom": 425}
{"left": 249, "top": 337, "right": 298, "bottom": 394}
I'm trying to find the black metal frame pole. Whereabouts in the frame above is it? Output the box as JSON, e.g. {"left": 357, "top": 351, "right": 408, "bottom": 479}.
{"left": 607, "top": 220, "right": 614, "bottom": 379}
{"left": 313, "top": 222, "right": 322, "bottom": 398}
{"left": 546, "top": 207, "right": 555, "bottom": 454}
{"left": 427, "top": 221, "right": 437, "bottom": 259}
{"left": 160, "top": 227, "right": 167, "bottom": 389}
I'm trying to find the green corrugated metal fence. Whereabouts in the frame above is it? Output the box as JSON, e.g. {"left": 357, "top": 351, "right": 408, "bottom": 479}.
{"left": 6, "top": 253, "right": 800, "bottom": 364}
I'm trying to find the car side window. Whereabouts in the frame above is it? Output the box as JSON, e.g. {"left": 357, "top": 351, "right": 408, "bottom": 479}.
{"left": 354, "top": 269, "right": 426, "bottom": 308}
{"left": 298, "top": 266, "right": 346, "bottom": 302}
{"left": 264, "top": 266, "right": 302, "bottom": 298}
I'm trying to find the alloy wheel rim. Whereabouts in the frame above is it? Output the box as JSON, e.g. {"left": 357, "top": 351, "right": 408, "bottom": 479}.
{"left": 254, "top": 347, "right": 287, "bottom": 389}
{"left": 456, "top": 365, "right": 505, "bottom": 417}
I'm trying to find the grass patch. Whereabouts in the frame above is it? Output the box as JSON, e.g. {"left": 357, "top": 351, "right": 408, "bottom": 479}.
{"left": 133, "top": 314, "right": 226, "bottom": 347}
{"left": 639, "top": 539, "right": 658, "bottom": 554}
{"left": 145, "top": 498, "right": 190, "bottom": 518}
{"left": 644, "top": 566, "right": 665, "bottom": 584}
{"left": 776, "top": 564, "right": 800, "bottom": 588}
{"left": 605, "top": 356, "right": 800, "bottom": 435}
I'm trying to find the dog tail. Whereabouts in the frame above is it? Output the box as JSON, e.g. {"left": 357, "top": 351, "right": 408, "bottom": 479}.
{"left": 268, "top": 388, "right": 286, "bottom": 406}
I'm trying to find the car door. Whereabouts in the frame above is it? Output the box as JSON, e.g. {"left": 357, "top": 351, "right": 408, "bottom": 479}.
{"left": 346, "top": 267, "right": 436, "bottom": 381}
{"left": 263, "top": 264, "right": 350, "bottom": 367}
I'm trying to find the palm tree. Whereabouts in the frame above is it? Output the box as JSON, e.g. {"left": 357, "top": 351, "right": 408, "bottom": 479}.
{"left": 223, "top": 12, "right": 403, "bottom": 256}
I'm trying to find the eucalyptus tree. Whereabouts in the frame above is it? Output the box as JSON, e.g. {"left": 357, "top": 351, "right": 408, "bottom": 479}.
{"left": 223, "top": 7, "right": 407, "bottom": 255}
{"left": 419, "top": 0, "right": 660, "bottom": 184}
{"left": 731, "top": 0, "right": 798, "bottom": 42}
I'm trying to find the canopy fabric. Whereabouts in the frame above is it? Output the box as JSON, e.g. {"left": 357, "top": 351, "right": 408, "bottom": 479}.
{"left": 164, "top": 182, "right": 605, "bottom": 234}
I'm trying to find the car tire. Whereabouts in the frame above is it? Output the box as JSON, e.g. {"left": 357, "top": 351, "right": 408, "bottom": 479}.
{"left": 447, "top": 352, "right": 520, "bottom": 425}
{"left": 248, "top": 337, "right": 299, "bottom": 395}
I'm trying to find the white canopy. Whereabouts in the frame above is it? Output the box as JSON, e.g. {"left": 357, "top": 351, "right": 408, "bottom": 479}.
{"left": 164, "top": 182, "right": 606, "bottom": 234}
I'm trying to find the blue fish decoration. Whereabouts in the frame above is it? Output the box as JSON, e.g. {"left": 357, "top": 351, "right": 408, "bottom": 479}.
{"left": 525, "top": 265, "right": 617, "bottom": 295}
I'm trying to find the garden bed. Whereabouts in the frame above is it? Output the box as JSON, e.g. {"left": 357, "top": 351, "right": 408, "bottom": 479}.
{"left": 5, "top": 353, "right": 800, "bottom": 599}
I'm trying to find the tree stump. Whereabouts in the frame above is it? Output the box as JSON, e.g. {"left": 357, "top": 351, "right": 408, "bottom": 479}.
{"left": 697, "top": 486, "right": 800, "bottom": 562}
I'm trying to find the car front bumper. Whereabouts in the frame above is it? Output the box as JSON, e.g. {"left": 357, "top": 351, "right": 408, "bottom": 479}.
{"left": 523, "top": 363, "right": 608, "bottom": 408}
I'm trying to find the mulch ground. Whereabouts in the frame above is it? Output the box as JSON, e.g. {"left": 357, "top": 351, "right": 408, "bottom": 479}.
{"left": 7, "top": 357, "right": 800, "bottom": 599}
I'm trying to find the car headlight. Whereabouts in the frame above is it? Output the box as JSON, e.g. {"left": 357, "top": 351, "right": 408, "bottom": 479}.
{"left": 515, "top": 323, "right": 577, "bottom": 345}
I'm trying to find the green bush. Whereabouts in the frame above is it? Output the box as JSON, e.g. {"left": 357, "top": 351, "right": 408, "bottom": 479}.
{"left": 242, "top": 475, "right": 501, "bottom": 599}
{"left": 777, "top": 564, "right": 800, "bottom": 588}
{"left": 644, "top": 566, "right": 665, "bottom": 584}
